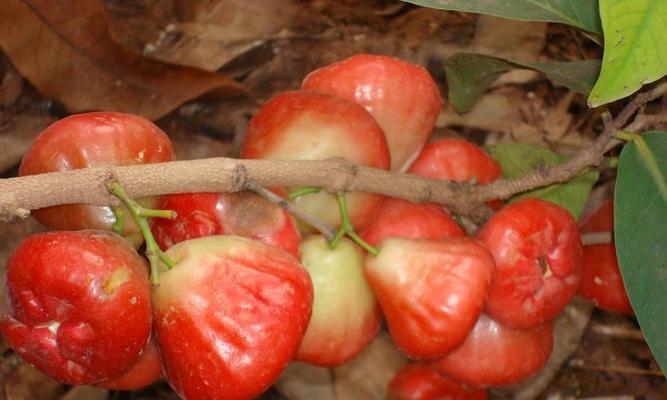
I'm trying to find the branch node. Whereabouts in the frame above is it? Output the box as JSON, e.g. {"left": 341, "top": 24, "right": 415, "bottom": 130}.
{"left": 232, "top": 164, "right": 249, "bottom": 192}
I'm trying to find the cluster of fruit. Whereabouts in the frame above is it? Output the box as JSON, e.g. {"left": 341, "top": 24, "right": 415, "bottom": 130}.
{"left": 1, "top": 54, "right": 629, "bottom": 400}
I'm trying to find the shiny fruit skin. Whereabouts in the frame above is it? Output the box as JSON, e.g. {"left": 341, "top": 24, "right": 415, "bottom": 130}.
{"left": 578, "top": 200, "right": 633, "bottom": 314}
{"left": 365, "top": 237, "right": 495, "bottom": 360}
{"left": 409, "top": 139, "right": 503, "bottom": 209}
{"left": 1, "top": 230, "right": 152, "bottom": 385}
{"left": 151, "top": 235, "right": 313, "bottom": 400}
{"left": 477, "top": 198, "right": 583, "bottom": 328}
{"left": 359, "top": 198, "right": 465, "bottom": 246}
{"left": 296, "top": 236, "right": 381, "bottom": 367}
{"left": 241, "top": 90, "right": 390, "bottom": 230}
{"left": 430, "top": 314, "right": 553, "bottom": 388}
{"left": 409, "top": 139, "right": 501, "bottom": 184}
{"left": 150, "top": 191, "right": 301, "bottom": 257}
{"left": 18, "top": 112, "right": 175, "bottom": 244}
{"left": 302, "top": 54, "right": 442, "bottom": 171}
{"left": 388, "top": 363, "right": 488, "bottom": 400}
{"left": 96, "top": 338, "right": 161, "bottom": 390}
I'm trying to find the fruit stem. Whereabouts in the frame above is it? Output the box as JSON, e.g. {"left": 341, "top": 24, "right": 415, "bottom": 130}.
{"left": 111, "top": 205, "right": 126, "bottom": 235}
{"left": 107, "top": 181, "right": 177, "bottom": 286}
{"left": 288, "top": 187, "right": 321, "bottom": 199}
{"left": 329, "top": 193, "right": 379, "bottom": 256}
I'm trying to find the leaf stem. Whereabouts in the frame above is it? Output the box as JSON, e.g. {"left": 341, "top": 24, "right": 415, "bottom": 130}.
{"left": 107, "top": 181, "right": 177, "bottom": 286}
{"left": 288, "top": 187, "right": 321, "bottom": 199}
{"left": 615, "top": 131, "right": 667, "bottom": 202}
{"left": 329, "top": 193, "right": 378, "bottom": 256}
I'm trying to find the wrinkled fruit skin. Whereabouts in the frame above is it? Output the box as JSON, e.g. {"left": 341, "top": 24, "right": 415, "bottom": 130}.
{"left": 152, "top": 235, "right": 313, "bottom": 400}
{"left": 430, "top": 314, "right": 553, "bottom": 388}
{"left": 296, "top": 236, "right": 381, "bottom": 367}
{"left": 96, "top": 338, "right": 161, "bottom": 391}
{"left": 1, "top": 231, "right": 152, "bottom": 385}
{"left": 359, "top": 198, "right": 465, "bottom": 246}
{"left": 241, "top": 90, "right": 390, "bottom": 230}
{"left": 388, "top": 363, "right": 488, "bottom": 400}
{"left": 578, "top": 200, "right": 633, "bottom": 314}
{"left": 151, "top": 191, "right": 301, "bottom": 257}
{"left": 302, "top": 54, "right": 441, "bottom": 171}
{"left": 19, "top": 111, "right": 175, "bottom": 244}
{"left": 409, "top": 139, "right": 503, "bottom": 209}
{"left": 478, "top": 198, "right": 583, "bottom": 328}
{"left": 365, "top": 237, "right": 495, "bottom": 360}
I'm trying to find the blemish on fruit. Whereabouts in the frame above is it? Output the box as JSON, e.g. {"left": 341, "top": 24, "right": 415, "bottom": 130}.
{"left": 103, "top": 266, "right": 132, "bottom": 295}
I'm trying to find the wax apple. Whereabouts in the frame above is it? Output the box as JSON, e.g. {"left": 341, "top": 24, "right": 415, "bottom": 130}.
{"left": 150, "top": 191, "right": 301, "bottom": 257}
{"left": 388, "top": 363, "right": 488, "bottom": 400}
{"left": 1, "top": 231, "right": 152, "bottom": 385}
{"left": 478, "top": 198, "right": 583, "bottom": 328}
{"left": 578, "top": 200, "right": 632, "bottom": 314}
{"left": 241, "top": 90, "right": 390, "bottom": 230}
{"left": 365, "top": 237, "right": 495, "bottom": 360}
{"left": 302, "top": 54, "right": 442, "bottom": 171}
{"left": 359, "top": 198, "right": 465, "bottom": 246}
{"left": 152, "top": 235, "right": 313, "bottom": 400}
{"left": 431, "top": 314, "right": 553, "bottom": 388}
{"left": 409, "top": 139, "right": 501, "bottom": 184}
{"left": 296, "top": 236, "right": 381, "bottom": 367}
{"left": 96, "top": 338, "right": 161, "bottom": 390}
{"left": 19, "top": 112, "right": 175, "bottom": 244}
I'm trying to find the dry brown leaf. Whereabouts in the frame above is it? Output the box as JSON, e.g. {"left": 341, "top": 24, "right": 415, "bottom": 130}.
{"left": 60, "top": 386, "right": 107, "bottom": 400}
{"left": 0, "top": 0, "right": 246, "bottom": 121}
{"left": 104, "top": 0, "right": 299, "bottom": 72}
{"left": 333, "top": 332, "right": 409, "bottom": 400}
{"left": 4, "top": 363, "right": 62, "bottom": 400}
{"left": 275, "top": 363, "right": 337, "bottom": 400}
{"left": 0, "top": 115, "right": 56, "bottom": 172}
{"left": 0, "top": 63, "right": 24, "bottom": 107}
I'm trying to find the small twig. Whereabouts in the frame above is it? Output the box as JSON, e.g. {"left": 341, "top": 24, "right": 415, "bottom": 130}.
{"left": 582, "top": 231, "right": 613, "bottom": 246}
{"left": 244, "top": 181, "right": 336, "bottom": 241}
{"left": 569, "top": 358, "right": 663, "bottom": 377}
{"left": 606, "top": 113, "right": 667, "bottom": 152}
{"left": 591, "top": 324, "right": 645, "bottom": 341}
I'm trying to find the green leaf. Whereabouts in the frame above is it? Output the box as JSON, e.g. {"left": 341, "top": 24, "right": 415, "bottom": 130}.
{"left": 445, "top": 53, "right": 600, "bottom": 112}
{"left": 402, "top": 0, "right": 601, "bottom": 34}
{"left": 486, "top": 143, "right": 599, "bottom": 218}
{"left": 615, "top": 131, "right": 667, "bottom": 374}
{"left": 588, "top": 0, "right": 667, "bottom": 107}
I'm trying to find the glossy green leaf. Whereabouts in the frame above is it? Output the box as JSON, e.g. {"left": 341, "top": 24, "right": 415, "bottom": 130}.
{"left": 615, "top": 131, "right": 667, "bottom": 374}
{"left": 588, "top": 0, "right": 667, "bottom": 107}
{"left": 445, "top": 53, "right": 600, "bottom": 112}
{"left": 487, "top": 143, "right": 599, "bottom": 218}
{"left": 402, "top": 0, "right": 601, "bottom": 34}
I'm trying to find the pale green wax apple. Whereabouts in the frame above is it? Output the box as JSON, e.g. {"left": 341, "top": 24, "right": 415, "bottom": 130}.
{"left": 296, "top": 235, "right": 381, "bottom": 367}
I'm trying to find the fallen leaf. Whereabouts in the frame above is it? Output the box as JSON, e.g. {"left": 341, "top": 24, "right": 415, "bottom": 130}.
{"left": 103, "top": 0, "right": 299, "bottom": 72}
{"left": 60, "top": 386, "right": 107, "bottom": 400}
{"left": 0, "top": 115, "right": 56, "bottom": 172}
{"left": 333, "top": 332, "right": 409, "bottom": 400}
{"left": 0, "top": 0, "right": 246, "bottom": 120}
{"left": 275, "top": 363, "right": 337, "bottom": 400}
{"left": 4, "top": 363, "right": 63, "bottom": 400}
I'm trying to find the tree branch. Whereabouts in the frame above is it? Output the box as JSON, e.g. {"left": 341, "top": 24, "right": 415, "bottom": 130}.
{"left": 1, "top": 82, "right": 665, "bottom": 223}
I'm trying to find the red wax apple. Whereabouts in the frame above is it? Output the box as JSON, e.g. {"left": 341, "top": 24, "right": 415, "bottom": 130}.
{"left": 477, "top": 198, "right": 584, "bottom": 328}
{"left": 359, "top": 198, "right": 465, "bottom": 246}
{"left": 151, "top": 235, "right": 313, "bottom": 400}
{"left": 296, "top": 236, "right": 381, "bottom": 367}
{"left": 364, "top": 237, "right": 495, "bottom": 360}
{"left": 96, "top": 338, "right": 161, "bottom": 390}
{"left": 409, "top": 139, "right": 501, "bottom": 184}
{"left": 302, "top": 54, "right": 442, "bottom": 171}
{"left": 409, "top": 139, "right": 502, "bottom": 209}
{"left": 578, "top": 200, "right": 632, "bottom": 314}
{"left": 19, "top": 112, "right": 175, "bottom": 245}
{"left": 241, "top": 90, "right": 390, "bottom": 230}
{"left": 430, "top": 314, "right": 553, "bottom": 388}
{"left": 1, "top": 231, "right": 152, "bottom": 385}
{"left": 388, "top": 363, "right": 488, "bottom": 400}
{"left": 150, "top": 191, "right": 301, "bottom": 257}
